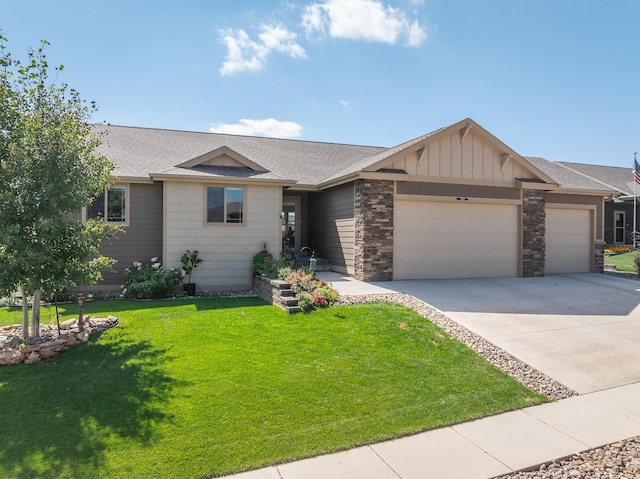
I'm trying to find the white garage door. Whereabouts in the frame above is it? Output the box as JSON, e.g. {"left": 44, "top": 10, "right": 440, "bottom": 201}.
{"left": 394, "top": 201, "right": 519, "bottom": 279}
{"left": 545, "top": 208, "right": 591, "bottom": 273}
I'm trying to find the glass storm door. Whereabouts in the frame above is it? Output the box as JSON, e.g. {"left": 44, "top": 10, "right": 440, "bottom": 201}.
{"left": 614, "top": 211, "right": 626, "bottom": 244}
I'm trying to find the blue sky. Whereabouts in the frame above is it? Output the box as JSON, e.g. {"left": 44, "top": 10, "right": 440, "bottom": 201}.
{"left": 1, "top": 0, "right": 639, "bottom": 166}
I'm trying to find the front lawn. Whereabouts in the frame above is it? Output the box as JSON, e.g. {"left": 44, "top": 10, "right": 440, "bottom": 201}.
{"left": 604, "top": 251, "right": 638, "bottom": 272}
{"left": 0, "top": 298, "right": 546, "bottom": 479}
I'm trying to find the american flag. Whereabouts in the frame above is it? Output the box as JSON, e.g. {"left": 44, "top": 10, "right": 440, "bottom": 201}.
{"left": 635, "top": 159, "right": 640, "bottom": 185}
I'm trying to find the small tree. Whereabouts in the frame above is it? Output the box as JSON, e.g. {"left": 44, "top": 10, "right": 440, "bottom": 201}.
{"left": 0, "top": 32, "right": 119, "bottom": 338}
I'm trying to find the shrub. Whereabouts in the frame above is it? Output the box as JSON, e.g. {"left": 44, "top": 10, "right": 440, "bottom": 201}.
{"left": 121, "top": 258, "right": 183, "bottom": 299}
{"left": 252, "top": 251, "right": 274, "bottom": 275}
{"left": 284, "top": 270, "right": 339, "bottom": 312}
{"left": 277, "top": 265, "right": 295, "bottom": 281}
{"left": 313, "top": 285, "right": 338, "bottom": 307}
{"left": 296, "top": 291, "right": 314, "bottom": 312}
{"left": 287, "top": 270, "right": 317, "bottom": 294}
{"left": 634, "top": 254, "right": 640, "bottom": 277}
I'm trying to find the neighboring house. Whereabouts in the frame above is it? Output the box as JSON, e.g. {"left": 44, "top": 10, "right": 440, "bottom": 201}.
{"left": 551, "top": 162, "right": 639, "bottom": 245}
{"left": 88, "top": 118, "right": 616, "bottom": 293}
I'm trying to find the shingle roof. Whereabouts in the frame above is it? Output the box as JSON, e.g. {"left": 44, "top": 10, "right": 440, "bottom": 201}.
{"left": 320, "top": 126, "right": 445, "bottom": 184}
{"left": 525, "top": 157, "right": 618, "bottom": 193}
{"left": 95, "top": 125, "right": 385, "bottom": 186}
{"left": 555, "top": 161, "right": 634, "bottom": 195}
{"left": 94, "top": 123, "right": 618, "bottom": 195}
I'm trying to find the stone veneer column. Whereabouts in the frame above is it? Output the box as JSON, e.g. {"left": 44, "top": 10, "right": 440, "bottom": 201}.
{"left": 354, "top": 180, "right": 394, "bottom": 281}
{"left": 522, "top": 189, "right": 546, "bottom": 277}
{"left": 594, "top": 241, "right": 605, "bottom": 273}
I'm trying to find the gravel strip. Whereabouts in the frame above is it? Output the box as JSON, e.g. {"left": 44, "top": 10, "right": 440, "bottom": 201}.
{"left": 494, "top": 437, "right": 640, "bottom": 478}
{"left": 603, "top": 266, "right": 638, "bottom": 281}
{"left": 336, "top": 292, "right": 577, "bottom": 400}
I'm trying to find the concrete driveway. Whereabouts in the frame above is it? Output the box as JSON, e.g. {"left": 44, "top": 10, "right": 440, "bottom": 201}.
{"left": 372, "top": 273, "right": 640, "bottom": 394}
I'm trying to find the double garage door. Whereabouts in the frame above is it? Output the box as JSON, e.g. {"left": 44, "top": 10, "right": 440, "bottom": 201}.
{"left": 394, "top": 201, "right": 519, "bottom": 280}
{"left": 394, "top": 201, "right": 592, "bottom": 280}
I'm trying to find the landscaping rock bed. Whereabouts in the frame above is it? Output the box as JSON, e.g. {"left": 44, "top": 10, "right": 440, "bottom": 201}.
{"left": 494, "top": 437, "right": 640, "bottom": 478}
{"left": 0, "top": 316, "right": 118, "bottom": 366}
{"left": 337, "top": 293, "right": 578, "bottom": 401}
{"left": 603, "top": 264, "right": 638, "bottom": 281}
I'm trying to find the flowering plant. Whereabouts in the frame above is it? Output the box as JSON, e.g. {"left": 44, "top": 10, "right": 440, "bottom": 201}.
{"left": 284, "top": 270, "right": 339, "bottom": 312}
{"left": 121, "top": 257, "right": 183, "bottom": 299}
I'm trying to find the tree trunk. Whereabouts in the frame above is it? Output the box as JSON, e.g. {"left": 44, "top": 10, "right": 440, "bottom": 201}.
{"left": 31, "top": 289, "right": 41, "bottom": 339}
{"left": 21, "top": 284, "right": 29, "bottom": 339}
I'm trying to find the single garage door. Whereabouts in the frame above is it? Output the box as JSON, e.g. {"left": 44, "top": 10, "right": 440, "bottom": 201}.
{"left": 394, "top": 201, "right": 519, "bottom": 279}
{"left": 545, "top": 208, "right": 591, "bottom": 273}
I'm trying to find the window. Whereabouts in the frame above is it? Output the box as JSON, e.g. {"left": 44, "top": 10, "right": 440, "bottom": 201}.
{"left": 207, "top": 187, "right": 244, "bottom": 224}
{"left": 87, "top": 186, "right": 127, "bottom": 223}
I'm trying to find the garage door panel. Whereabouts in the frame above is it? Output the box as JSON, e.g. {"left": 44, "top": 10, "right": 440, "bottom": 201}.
{"left": 394, "top": 201, "right": 518, "bottom": 280}
{"left": 545, "top": 208, "right": 591, "bottom": 274}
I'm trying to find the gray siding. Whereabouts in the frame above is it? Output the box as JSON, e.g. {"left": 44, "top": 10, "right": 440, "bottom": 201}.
{"left": 603, "top": 203, "right": 635, "bottom": 244}
{"left": 99, "top": 182, "right": 164, "bottom": 287}
{"left": 397, "top": 181, "right": 521, "bottom": 200}
{"left": 308, "top": 184, "right": 355, "bottom": 272}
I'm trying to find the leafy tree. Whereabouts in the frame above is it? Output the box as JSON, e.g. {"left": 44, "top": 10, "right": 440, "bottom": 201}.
{"left": 0, "top": 32, "right": 119, "bottom": 338}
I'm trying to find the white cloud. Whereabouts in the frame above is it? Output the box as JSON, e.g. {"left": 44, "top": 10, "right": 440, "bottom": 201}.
{"left": 301, "top": 0, "right": 427, "bottom": 47}
{"left": 340, "top": 100, "right": 350, "bottom": 108}
{"left": 209, "top": 118, "right": 303, "bottom": 139}
{"left": 219, "top": 24, "right": 306, "bottom": 75}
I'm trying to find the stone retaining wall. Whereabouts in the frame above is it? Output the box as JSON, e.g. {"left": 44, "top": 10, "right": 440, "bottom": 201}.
{"left": 253, "top": 275, "right": 300, "bottom": 313}
{"left": 0, "top": 316, "right": 118, "bottom": 366}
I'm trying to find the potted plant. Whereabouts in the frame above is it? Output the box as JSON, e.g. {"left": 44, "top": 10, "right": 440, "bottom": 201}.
{"left": 180, "top": 250, "right": 202, "bottom": 296}
{"left": 252, "top": 242, "right": 273, "bottom": 275}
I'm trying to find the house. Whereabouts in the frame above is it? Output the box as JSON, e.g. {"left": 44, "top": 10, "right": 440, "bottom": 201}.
{"left": 547, "top": 162, "right": 639, "bottom": 245}
{"left": 88, "top": 118, "right": 616, "bottom": 293}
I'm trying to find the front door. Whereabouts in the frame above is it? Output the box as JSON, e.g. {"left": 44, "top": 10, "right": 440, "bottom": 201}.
{"left": 282, "top": 198, "right": 301, "bottom": 259}
{"left": 614, "top": 211, "right": 626, "bottom": 244}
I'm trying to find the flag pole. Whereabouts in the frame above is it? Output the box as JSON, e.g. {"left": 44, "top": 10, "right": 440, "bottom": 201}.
{"left": 635, "top": 152, "right": 638, "bottom": 250}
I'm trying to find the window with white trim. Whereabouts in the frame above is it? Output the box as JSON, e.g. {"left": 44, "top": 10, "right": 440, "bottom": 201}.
{"left": 87, "top": 186, "right": 127, "bottom": 223}
{"left": 207, "top": 187, "right": 244, "bottom": 224}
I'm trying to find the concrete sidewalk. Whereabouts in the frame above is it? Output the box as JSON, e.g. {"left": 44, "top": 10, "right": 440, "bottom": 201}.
{"left": 225, "top": 382, "right": 640, "bottom": 479}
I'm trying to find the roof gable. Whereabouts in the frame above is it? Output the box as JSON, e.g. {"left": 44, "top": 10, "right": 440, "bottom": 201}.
{"left": 321, "top": 118, "right": 557, "bottom": 186}
{"left": 176, "top": 146, "right": 268, "bottom": 172}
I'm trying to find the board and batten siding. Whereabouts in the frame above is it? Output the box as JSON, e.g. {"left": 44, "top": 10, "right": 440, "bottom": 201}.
{"left": 308, "top": 184, "right": 355, "bottom": 274}
{"left": 389, "top": 130, "right": 535, "bottom": 183}
{"left": 99, "top": 182, "right": 164, "bottom": 288}
{"left": 164, "top": 182, "right": 281, "bottom": 291}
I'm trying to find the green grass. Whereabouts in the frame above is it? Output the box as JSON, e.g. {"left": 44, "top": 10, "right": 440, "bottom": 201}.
{"left": 0, "top": 298, "right": 546, "bottom": 479}
{"left": 604, "top": 251, "right": 639, "bottom": 272}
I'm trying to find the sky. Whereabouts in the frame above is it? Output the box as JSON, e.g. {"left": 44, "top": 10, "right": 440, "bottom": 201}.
{"left": 1, "top": 0, "right": 639, "bottom": 167}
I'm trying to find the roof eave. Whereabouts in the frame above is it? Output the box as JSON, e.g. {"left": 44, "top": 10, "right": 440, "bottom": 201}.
{"left": 149, "top": 172, "right": 295, "bottom": 186}
{"left": 110, "top": 175, "right": 155, "bottom": 184}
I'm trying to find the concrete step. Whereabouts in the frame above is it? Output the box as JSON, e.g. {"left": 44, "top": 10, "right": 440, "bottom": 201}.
{"left": 281, "top": 297, "right": 299, "bottom": 307}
